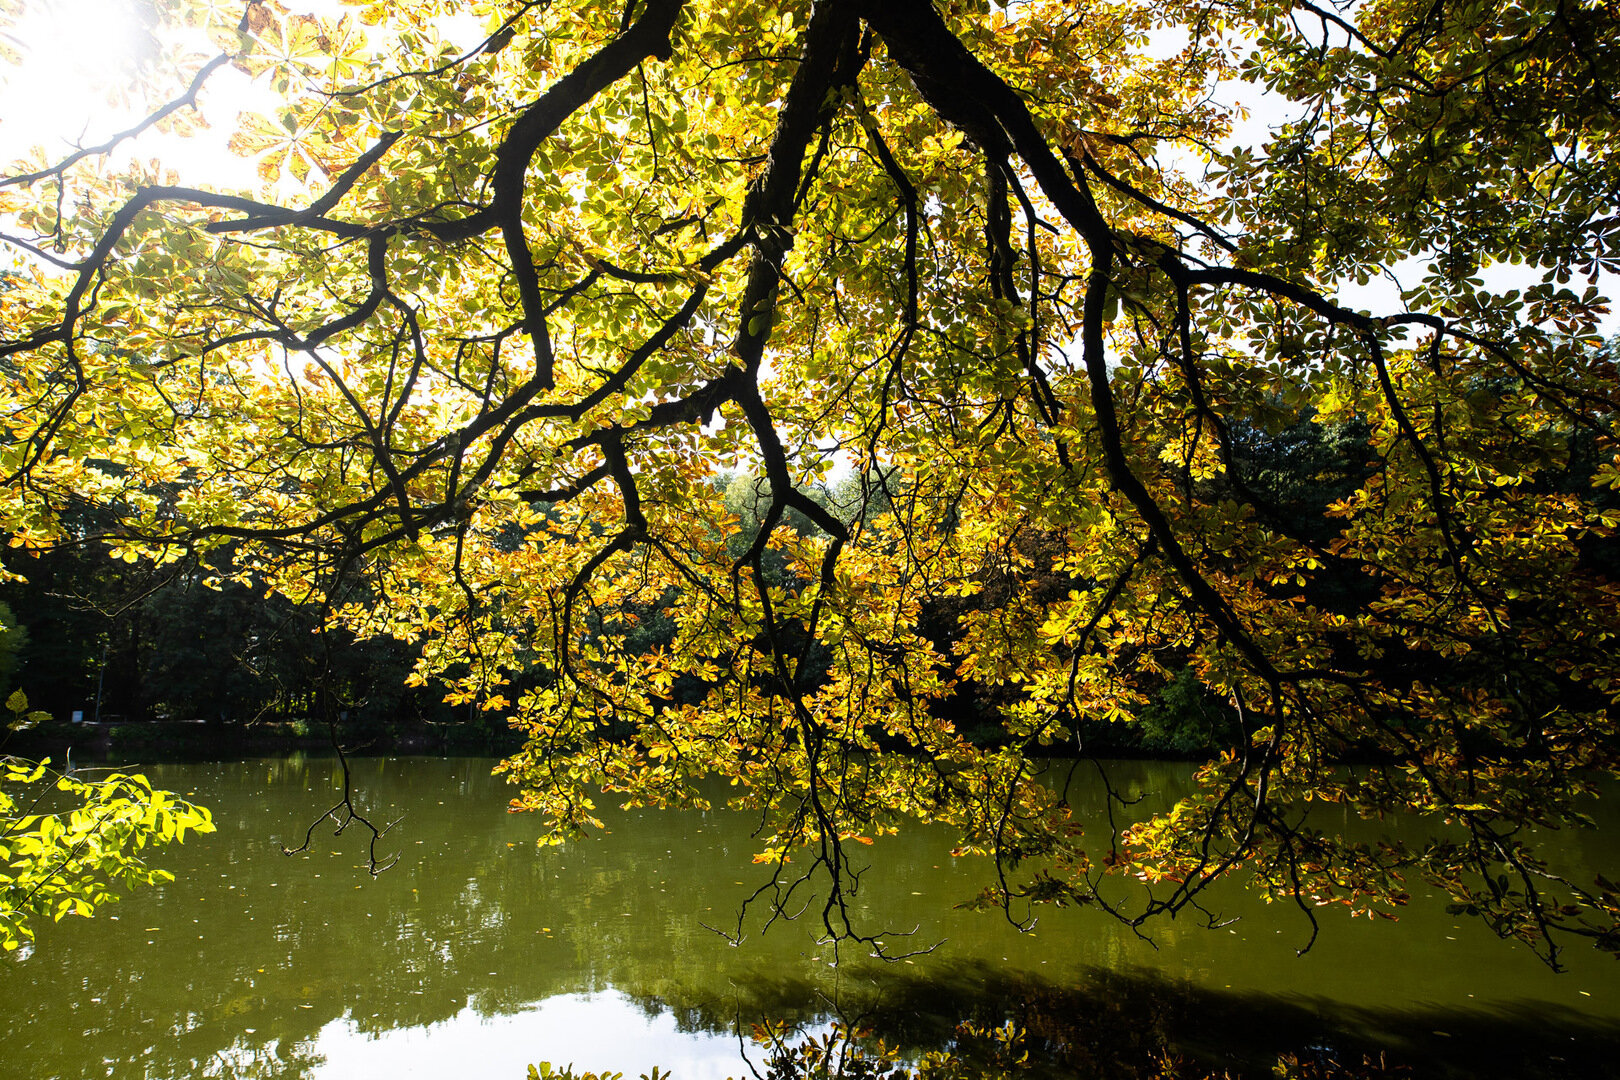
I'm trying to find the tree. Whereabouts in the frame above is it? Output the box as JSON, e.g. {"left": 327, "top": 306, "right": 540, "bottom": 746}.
{"left": 0, "top": 0, "right": 1617, "bottom": 966}
{"left": 0, "top": 601, "right": 26, "bottom": 699}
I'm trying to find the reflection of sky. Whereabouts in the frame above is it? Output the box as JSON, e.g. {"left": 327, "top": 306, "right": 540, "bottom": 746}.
{"left": 304, "top": 991, "right": 741, "bottom": 1080}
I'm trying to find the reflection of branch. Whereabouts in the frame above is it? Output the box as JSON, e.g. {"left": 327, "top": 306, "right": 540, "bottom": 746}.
{"left": 281, "top": 724, "right": 400, "bottom": 875}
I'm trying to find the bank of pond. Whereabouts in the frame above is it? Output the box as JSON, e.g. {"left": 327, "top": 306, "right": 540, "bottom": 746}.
{"left": 5, "top": 757, "right": 1618, "bottom": 1079}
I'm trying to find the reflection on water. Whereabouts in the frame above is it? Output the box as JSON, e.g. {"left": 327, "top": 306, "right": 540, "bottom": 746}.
{"left": 298, "top": 991, "right": 738, "bottom": 1080}
{"left": 5, "top": 757, "right": 1618, "bottom": 1079}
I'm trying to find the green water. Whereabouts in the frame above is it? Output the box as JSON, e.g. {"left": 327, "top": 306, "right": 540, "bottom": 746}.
{"left": 4, "top": 757, "right": 1617, "bottom": 1079}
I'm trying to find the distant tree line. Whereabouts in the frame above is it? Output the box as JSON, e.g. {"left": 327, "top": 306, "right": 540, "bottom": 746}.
{"left": 0, "top": 522, "right": 472, "bottom": 749}
{"left": 2, "top": 405, "right": 1456, "bottom": 760}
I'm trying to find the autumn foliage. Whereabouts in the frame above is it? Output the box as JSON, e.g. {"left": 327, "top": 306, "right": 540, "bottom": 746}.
{"left": 2, "top": 0, "right": 1618, "bottom": 965}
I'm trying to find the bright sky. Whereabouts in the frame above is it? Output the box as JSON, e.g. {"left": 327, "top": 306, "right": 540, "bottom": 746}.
{"left": 0, "top": 0, "right": 260, "bottom": 186}
{"left": 0, "top": 0, "right": 151, "bottom": 154}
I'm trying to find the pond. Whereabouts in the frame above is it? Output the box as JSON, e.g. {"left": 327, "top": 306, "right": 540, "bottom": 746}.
{"left": 4, "top": 756, "right": 1618, "bottom": 1079}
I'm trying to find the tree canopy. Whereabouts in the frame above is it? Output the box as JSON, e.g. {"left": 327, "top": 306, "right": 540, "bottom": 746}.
{"left": 1, "top": 0, "right": 1618, "bottom": 965}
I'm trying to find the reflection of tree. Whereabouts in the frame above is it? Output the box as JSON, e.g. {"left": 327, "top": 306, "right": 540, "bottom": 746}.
{"left": 617, "top": 963, "right": 1620, "bottom": 1080}
{"left": 193, "top": 1035, "right": 327, "bottom": 1080}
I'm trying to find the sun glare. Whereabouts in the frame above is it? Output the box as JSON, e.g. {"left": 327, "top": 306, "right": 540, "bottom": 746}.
{"left": 0, "top": 0, "right": 153, "bottom": 164}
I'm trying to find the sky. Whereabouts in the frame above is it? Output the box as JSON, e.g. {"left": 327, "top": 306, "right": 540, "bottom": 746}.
{"left": 0, "top": 0, "right": 260, "bottom": 186}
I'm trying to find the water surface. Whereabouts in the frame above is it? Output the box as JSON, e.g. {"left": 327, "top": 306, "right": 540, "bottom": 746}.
{"left": 5, "top": 757, "right": 1617, "bottom": 1078}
